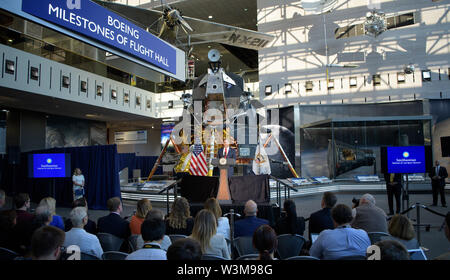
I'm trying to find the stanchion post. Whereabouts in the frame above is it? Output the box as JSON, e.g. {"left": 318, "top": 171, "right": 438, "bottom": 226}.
{"left": 416, "top": 202, "right": 421, "bottom": 246}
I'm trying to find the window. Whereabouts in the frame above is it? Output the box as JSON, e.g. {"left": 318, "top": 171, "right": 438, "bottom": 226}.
{"left": 265, "top": 85, "right": 272, "bottom": 95}
{"left": 124, "top": 92, "right": 129, "bottom": 103}
{"left": 80, "top": 81, "right": 87, "bottom": 92}
{"left": 397, "top": 72, "right": 405, "bottom": 84}
{"left": 349, "top": 77, "right": 357, "bottom": 88}
{"left": 168, "top": 100, "right": 173, "bottom": 109}
{"left": 62, "top": 76, "right": 70, "bottom": 88}
{"left": 136, "top": 95, "right": 141, "bottom": 106}
{"left": 111, "top": 89, "right": 117, "bottom": 100}
{"left": 284, "top": 83, "right": 292, "bottom": 94}
{"left": 373, "top": 74, "right": 381, "bottom": 86}
{"left": 5, "top": 60, "right": 14, "bottom": 74}
{"left": 305, "top": 81, "right": 313, "bottom": 91}
{"left": 30, "top": 67, "right": 39, "bottom": 80}
{"left": 327, "top": 79, "right": 334, "bottom": 89}
{"left": 422, "top": 70, "right": 431, "bottom": 82}
{"left": 146, "top": 98, "right": 152, "bottom": 110}
{"left": 96, "top": 85, "right": 103, "bottom": 96}
{"left": 335, "top": 24, "right": 364, "bottom": 39}
{"left": 386, "top": 12, "right": 415, "bottom": 29}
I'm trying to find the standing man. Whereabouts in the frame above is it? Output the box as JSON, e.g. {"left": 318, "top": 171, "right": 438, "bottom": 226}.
{"left": 384, "top": 173, "right": 402, "bottom": 215}
{"left": 218, "top": 138, "right": 236, "bottom": 177}
{"left": 429, "top": 160, "right": 448, "bottom": 207}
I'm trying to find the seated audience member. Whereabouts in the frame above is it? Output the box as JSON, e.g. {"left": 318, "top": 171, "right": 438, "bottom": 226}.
{"left": 435, "top": 211, "right": 450, "bottom": 260}
{"left": 0, "top": 189, "right": 6, "bottom": 209}
{"left": 189, "top": 209, "right": 230, "bottom": 259}
{"left": 134, "top": 209, "right": 172, "bottom": 251}
{"left": 130, "top": 199, "right": 152, "bottom": 235}
{"left": 374, "top": 239, "right": 410, "bottom": 260}
{"left": 0, "top": 210, "right": 18, "bottom": 251}
{"left": 309, "top": 192, "right": 337, "bottom": 239}
{"left": 65, "top": 198, "right": 97, "bottom": 234}
{"left": 19, "top": 205, "right": 53, "bottom": 255}
{"left": 126, "top": 219, "right": 167, "bottom": 260}
{"left": 387, "top": 214, "right": 419, "bottom": 249}
{"left": 253, "top": 224, "right": 278, "bottom": 260}
{"left": 64, "top": 207, "right": 103, "bottom": 259}
{"left": 309, "top": 204, "right": 371, "bottom": 260}
{"left": 167, "top": 238, "right": 202, "bottom": 260}
{"left": 38, "top": 197, "right": 64, "bottom": 231}
{"left": 275, "top": 199, "right": 305, "bottom": 236}
{"left": 97, "top": 197, "right": 130, "bottom": 240}
{"left": 204, "top": 197, "right": 230, "bottom": 239}
{"left": 234, "top": 200, "right": 268, "bottom": 238}
{"left": 30, "top": 226, "right": 65, "bottom": 260}
{"left": 165, "top": 197, "right": 194, "bottom": 236}
{"left": 14, "top": 193, "right": 33, "bottom": 224}
{"left": 351, "top": 193, "right": 388, "bottom": 233}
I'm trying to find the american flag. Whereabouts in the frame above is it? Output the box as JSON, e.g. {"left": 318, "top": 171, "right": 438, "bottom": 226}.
{"left": 189, "top": 144, "right": 208, "bottom": 176}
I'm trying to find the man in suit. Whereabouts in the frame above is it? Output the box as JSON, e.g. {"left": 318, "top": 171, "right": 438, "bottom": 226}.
{"left": 97, "top": 197, "right": 131, "bottom": 239}
{"left": 218, "top": 138, "right": 236, "bottom": 177}
{"left": 429, "top": 160, "right": 448, "bottom": 207}
{"left": 234, "top": 200, "right": 268, "bottom": 238}
{"left": 384, "top": 173, "right": 402, "bottom": 215}
{"left": 308, "top": 192, "right": 337, "bottom": 240}
{"left": 351, "top": 193, "right": 388, "bottom": 233}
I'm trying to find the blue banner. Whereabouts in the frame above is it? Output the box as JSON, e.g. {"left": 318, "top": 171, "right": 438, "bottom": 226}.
{"left": 21, "top": 0, "right": 176, "bottom": 74}
{"left": 387, "top": 146, "right": 426, "bottom": 173}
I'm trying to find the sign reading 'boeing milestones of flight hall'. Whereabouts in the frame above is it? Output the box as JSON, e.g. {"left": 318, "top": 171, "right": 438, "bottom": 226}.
{"left": 21, "top": 0, "right": 176, "bottom": 74}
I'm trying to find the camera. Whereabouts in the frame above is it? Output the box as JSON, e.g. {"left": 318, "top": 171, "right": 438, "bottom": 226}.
{"left": 352, "top": 197, "right": 360, "bottom": 208}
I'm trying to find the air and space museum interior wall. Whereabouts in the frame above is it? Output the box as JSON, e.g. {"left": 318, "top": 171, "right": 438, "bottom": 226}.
{"left": 108, "top": 126, "right": 162, "bottom": 157}
{"left": 427, "top": 99, "right": 450, "bottom": 171}
{"left": 257, "top": 0, "right": 450, "bottom": 106}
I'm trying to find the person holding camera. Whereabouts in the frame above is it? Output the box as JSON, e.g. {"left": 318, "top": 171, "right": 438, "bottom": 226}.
{"left": 383, "top": 173, "right": 402, "bottom": 215}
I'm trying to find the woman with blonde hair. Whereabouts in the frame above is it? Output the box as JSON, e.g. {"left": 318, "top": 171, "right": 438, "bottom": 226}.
{"left": 204, "top": 197, "right": 230, "bottom": 240}
{"left": 165, "top": 197, "right": 194, "bottom": 235}
{"left": 38, "top": 197, "right": 64, "bottom": 230}
{"left": 189, "top": 209, "right": 230, "bottom": 259}
{"left": 387, "top": 214, "right": 420, "bottom": 249}
{"left": 130, "top": 199, "right": 152, "bottom": 235}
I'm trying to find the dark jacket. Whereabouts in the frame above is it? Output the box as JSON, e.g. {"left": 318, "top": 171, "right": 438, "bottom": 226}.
{"left": 308, "top": 208, "right": 334, "bottom": 239}
{"left": 234, "top": 216, "right": 268, "bottom": 238}
{"left": 384, "top": 173, "right": 402, "bottom": 186}
{"left": 351, "top": 203, "right": 388, "bottom": 233}
{"left": 275, "top": 216, "right": 305, "bottom": 236}
{"left": 429, "top": 165, "right": 448, "bottom": 187}
{"left": 218, "top": 147, "right": 237, "bottom": 177}
{"left": 97, "top": 213, "right": 130, "bottom": 240}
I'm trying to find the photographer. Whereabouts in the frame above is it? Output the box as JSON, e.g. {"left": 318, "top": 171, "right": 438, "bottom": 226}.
{"left": 351, "top": 194, "right": 388, "bottom": 233}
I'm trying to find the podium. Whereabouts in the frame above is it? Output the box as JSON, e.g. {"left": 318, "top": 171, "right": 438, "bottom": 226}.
{"left": 211, "top": 158, "right": 236, "bottom": 203}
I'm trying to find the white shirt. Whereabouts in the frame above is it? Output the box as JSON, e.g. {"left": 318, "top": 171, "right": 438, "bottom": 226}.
{"left": 217, "top": 217, "right": 231, "bottom": 240}
{"left": 72, "top": 174, "right": 85, "bottom": 190}
{"left": 63, "top": 228, "right": 103, "bottom": 259}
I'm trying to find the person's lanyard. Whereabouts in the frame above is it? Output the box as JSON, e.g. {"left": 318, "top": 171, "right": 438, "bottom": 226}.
{"left": 143, "top": 244, "right": 161, "bottom": 249}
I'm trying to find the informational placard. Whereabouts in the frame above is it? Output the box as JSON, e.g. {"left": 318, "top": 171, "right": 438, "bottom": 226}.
{"left": 312, "top": 176, "right": 332, "bottom": 184}
{"left": 28, "top": 153, "right": 71, "bottom": 178}
{"left": 288, "top": 177, "right": 312, "bottom": 185}
{"left": 387, "top": 146, "right": 426, "bottom": 174}
{"left": 115, "top": 130, "right": 147, "bottom": 145}
{"left": 21, "top": 0, "right": 176, "bottom": 74}
{"left": 355, "top": 175, "right": 380, "bottom": 182}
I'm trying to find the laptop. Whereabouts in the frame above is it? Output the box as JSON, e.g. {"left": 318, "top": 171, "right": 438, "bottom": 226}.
{"left": 408, "top": 248, "right": 427, "bottom": 260}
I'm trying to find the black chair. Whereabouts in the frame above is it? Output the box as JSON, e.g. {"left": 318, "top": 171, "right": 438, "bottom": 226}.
{"left": 201, "top": 254, "right": 228, "bottom": 260}
{"left": 236, "top": 254, "right": 259, "bottom": 260}
{"left": 80, "top": 252, "right": 101, "bottom": 260}
{"left": 367, "top": 232, "right": 391, "bottom": 244}
{"left": 97, "top": 232, "right": 124, "bottom": 252}
{"left": 285, "top": 256, "right": 319, "bottom": 260}
{"left": 276, "top": 234, "right": 306, "bottom": 259}
{"left": 0, "top": 247, "right": 19, "bottom": 260}
{"left": 233, "top": 236, "right": 257, "bottom": 257}
{"left": 168, "top": 234, "right": 187, "bottom": 243}
{"left": 336, "top": 255, "right": 367, "bottom": 260}
{"left": 128, "top": 235, "right": 139, "bottom": 252}
{"left": 102, "top": 251, "right": 129, "bottom": 260}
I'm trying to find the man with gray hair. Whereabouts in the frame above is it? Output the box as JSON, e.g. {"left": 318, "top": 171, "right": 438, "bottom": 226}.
{"left": 351, "top": 193, "right": 388, "bottom": 233}
{"left": 234, "top": 200, "right": 268, "bottom": 237}
{"left": 63, "top": 207, "right": 103, "bottom": 259}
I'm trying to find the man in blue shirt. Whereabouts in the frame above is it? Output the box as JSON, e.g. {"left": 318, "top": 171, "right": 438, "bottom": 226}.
{"left": 234, "top": 200, "right": 268, "bottom": 238}
{"left": 309, "top": 204, "right": 371, "bottom": 260}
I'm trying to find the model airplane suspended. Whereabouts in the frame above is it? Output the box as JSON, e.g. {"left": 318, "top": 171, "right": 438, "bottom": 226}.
{"left": 93, "top": 0, "right": 274, "bottom": 51}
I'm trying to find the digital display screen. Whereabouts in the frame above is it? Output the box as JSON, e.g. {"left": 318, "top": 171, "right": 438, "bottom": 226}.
{"left": 28, "top": 153, "right": 71, "bottom": 178}
{"left": 387, "top": 146, "right": 425, "bottom": 173}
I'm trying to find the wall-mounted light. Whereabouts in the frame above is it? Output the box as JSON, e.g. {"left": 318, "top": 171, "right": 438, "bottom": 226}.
{"left": 168, "top": 100, "right": 173, "bottom": 109}
{"left": 373, "top": 74, "right": 381, "bottom": 86}
{"left": 5, "top": 60, "right": 15, "bottom": 75}
{"left": 30, "top": 67, "right": 39, "bottom": 80}
{"left": 96, "top": 85, "right": 103, "bottom": 96}
{"left": 284, "top": 83, "right": 292, "bottom": 94}
{"left": 62, "top": 76, "right": 70, "bottom": 88}
{"left": 111, "top": 89, "right": 117, "bottom": 100}
{"left": 146, "top": 99, "right": 151, "bottom": 109}
{"left": 265, "top": 85, "right": 272, "bottom": 95}
{"left": 124, "top": 92, "right": 129, "bottom": 103}
{"left": 397, "top": 72, "right": 406, "bottom": 83}
{"left": 422, "top": 70, "right": 431, "bottom": 81}
{"left": 80, "top": 81, "right": 87, "bottom": 92}
{"left": 327, "top": 79, "right": 335, "bottom": 89}
{"left": 136, "top": 96, "right": 141, "bottom": 106}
